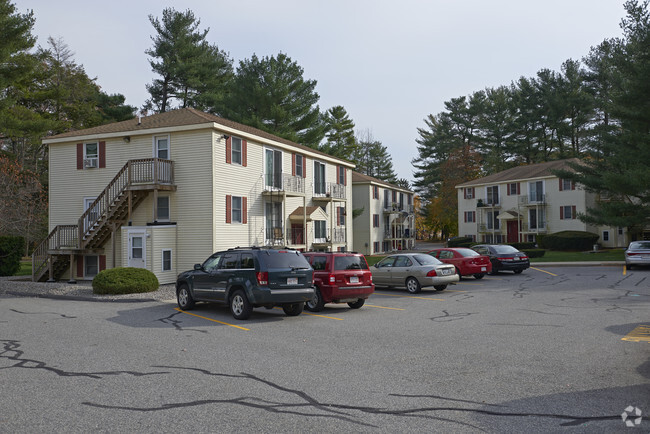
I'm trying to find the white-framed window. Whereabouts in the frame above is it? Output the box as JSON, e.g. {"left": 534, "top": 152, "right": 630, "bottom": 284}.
{"left": 464, "top": 187, "right": 475, "bottom": 199}
{"left": 486, "top": 186, "right": 499, "bottom": 205}
{"left": 373, "top": 186, "right": 379, "bottom": 199}
{"left": 508, "top": 183, "right": 519, "bottom": 195}
{"left": 464, "top": 211, "right": 476, "bottom": 223}
{"left": 560, "top": 205, "right": 575, "bottom": 220}
{"left": 373, "top": 214, "right": 379, "bottom": 227}
{"left": 265, "top": 148, "right": 283, "bottom": 189}
{"left": 338, "top": 206, "right": 346, "bottom": 226}
{"left": 337, "top": 166, "right": 345, "bottom": 185}
{"left": 84, "top": 255, "right": 99, "bottom": 277}
{"left": 487, "top": 211, "right": 500, "bottom": 230}
{"left": 84, "top": 142, "right": 98, "bottom": 168}
{"left": 231, "top": 196, "right": 242, "bottom": 223}
{"left": 561, "top": 179, "right": 573, "bottom": 191}
{"left": 314, "top": 161, "right": 326, "bottom": 195}
{"left": 231, "top": 136, "right": 242, "bottom": 165}
{"left": 157, "top": 196, "right": 170, "bottom": 221}
{"left": 529, "top": 208, "right": 546, "bottom": 230}
{"left": 314, "top": 220, "right": 327, "bottom": 242}
{"left": 618, "top": 227, "right": 624, "bottom": 236}
{"left": 155, "top": 135, "right": 169, "bottom": 159}
{"left": 162, "top": 249, "right": 172, "bottom": 271}
{"left": 603, "top": 230, "right": 610, "bottom": 242}
{"left": 529, "top": 180, "right": 544, "bottom": 202}
{"left": 295, "top": 154, "right": 304, "bottom": 177}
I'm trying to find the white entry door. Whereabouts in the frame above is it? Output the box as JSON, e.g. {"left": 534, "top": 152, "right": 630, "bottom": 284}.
{"left": 128, "top": 233, "right": 146, "bottom": 268}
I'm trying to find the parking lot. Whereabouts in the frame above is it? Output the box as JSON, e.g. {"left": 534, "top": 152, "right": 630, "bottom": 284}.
{"left": 1, "top": 265, "right": 648, "bottom": 432}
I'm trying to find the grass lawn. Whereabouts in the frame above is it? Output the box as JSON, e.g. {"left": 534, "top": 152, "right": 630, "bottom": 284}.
{"left": 16, "top": 260, "right": 32, "bottom": 276}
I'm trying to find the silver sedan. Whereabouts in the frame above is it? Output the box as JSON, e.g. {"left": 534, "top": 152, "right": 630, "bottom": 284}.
{"left": 625, "top": 241, "right": 650, "bottom": 269}
{"left": 371, "top": 253, "right": 459, "bottom": 293}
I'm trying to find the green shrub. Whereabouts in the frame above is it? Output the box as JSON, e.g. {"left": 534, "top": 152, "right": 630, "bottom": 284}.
{"left": 448, "top": 236, "right": 474, "bottom": 247}
{"left": 0, "top": 236, "right": 24, "bottom": 276}
{"left": 509, "top": 242, "right": 535, "bottom": 250}
{"left": 541, "top": 231, "right": 599, "bottom": 251}
{"left": 522, "top": 249, "right": 546, "bottom": 258}
{"left": 92, "top": 267, "right": 159, "bottom": 295}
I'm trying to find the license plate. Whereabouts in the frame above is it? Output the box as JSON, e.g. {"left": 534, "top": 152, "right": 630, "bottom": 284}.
{"left": 350, "top": 276, "right": 359, "bottom": 283}
{"left": 513, "top": 257, "right": 519, "bottom": 261}
{"left": 441, "top": 269, "right": 452, "bottom": 275}
{"left": 481, "top": 267, "right": 487, "bottom": 272}
{"left": 287, "top": 277, "right": 298, "bottom": 285}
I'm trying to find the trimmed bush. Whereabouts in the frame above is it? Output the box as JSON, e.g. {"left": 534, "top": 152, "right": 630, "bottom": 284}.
{"left": 540, "top": 231, "right": 599, "bottom": 251}
{"left": 448, "top": 236, "right": 474, "bottom": 247}
{"left": 0, "top": 236, "right": 24, "bottom": 276}
{"left": 522, "top": 249, "right": 546, "bottom": 258}
{"left": 509, "top": 242, "right": 535, "bottom": 250}
{"left": 92, "top": 267, "right": 159, "bottom": 295}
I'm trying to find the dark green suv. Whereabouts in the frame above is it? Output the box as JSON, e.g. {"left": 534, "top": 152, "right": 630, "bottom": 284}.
{"left": 176, "top": 247, "right": 314, "bottom": 320}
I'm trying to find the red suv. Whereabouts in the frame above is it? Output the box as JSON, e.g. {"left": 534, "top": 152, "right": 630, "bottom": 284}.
{"left": 302, "top": 252, "right": 375, "bottom": 312}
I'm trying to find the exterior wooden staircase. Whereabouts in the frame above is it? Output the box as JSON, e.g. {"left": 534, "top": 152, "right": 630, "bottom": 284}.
{"left": 32, "top": 158, "right": 175, "bottom": 282}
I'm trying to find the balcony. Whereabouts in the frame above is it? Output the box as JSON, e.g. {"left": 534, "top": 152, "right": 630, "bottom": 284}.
{"left": 263, "top": 173, "right": 305, "bottom": 196}
{"left": 313, "top": 182, "right": 346, "bottom": 200}
{"left": 519, "top": 193, "right": 547, "bottom": 206}
{"left": 313, "top": 228, "right": 346, "bottom": 245}
{"left": 520, "top": 223, "right": 548, "bottom": 233}
{"left": 477, "top": 198, "right": 501, "bottom": 209}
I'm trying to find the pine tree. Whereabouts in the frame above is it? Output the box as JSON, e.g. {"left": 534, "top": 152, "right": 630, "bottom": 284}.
{"left": 352, "top": 130, "right": 397, "bottom": 183}
{"left": 321, "top": 105, "right": 357, "bottom": 159}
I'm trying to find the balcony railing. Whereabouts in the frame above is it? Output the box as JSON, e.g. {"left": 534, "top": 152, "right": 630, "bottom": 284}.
{"left": 519, "top": 193, "right": 547, "bottom": 205}
{"left": 313, "top": 182, "right": 346, "bottom": 199}
{"left": 264, "top": 173, "right": 305, "bottom": 194}
{"left": 521, "top": 223, "right": 548, "bottom": 233}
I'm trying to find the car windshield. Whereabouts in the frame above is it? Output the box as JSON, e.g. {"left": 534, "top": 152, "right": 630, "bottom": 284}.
{"left": 263, "top": 251, "right": 311, "bottom": 269}
{"left": 413, "top": 254, "right": 442, "bottom": 266}
{"left": 492, "top": 245, "right": 519, "bottom": 254}
{"left": 457, "top": 248, "right": 480, "bottom": 257}
{"left": 334, "top": 256, "right": 368, "bottom": 270}
{"left": 629, "top": 242, "right": 650, "bottom": 250}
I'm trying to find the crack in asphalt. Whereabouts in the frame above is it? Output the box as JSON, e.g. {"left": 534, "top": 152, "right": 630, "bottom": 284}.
{"left": 0, "top": 340, "right": 169, "bottom": 379}
{"left": 9, "top": 309, "right": 76, "bottom": 319}
{"left": 156, "top": 311, "right": 208, "bottom": 333}
{"left": 518, "top": 309, "right": 570, "bottom": 316}
{"left": 430, "top": 310, "right": 477, "bottom": 322}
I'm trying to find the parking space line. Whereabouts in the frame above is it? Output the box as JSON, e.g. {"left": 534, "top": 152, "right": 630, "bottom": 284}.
{"left": 444, "top": 289, "right": 467, "bottom": 292}
{"left": 301, "top": 312, "right": 344, "bottom": 320}
{"left": 174, "top": 308, "right": 250, "bottom": 331}
{"left": 373, "top": 293, "right": 444, "bottom": 301}
{"left": 622, "top": 325, "right": 650, "bottom": 343}
{"left": 530, "top": 267, "right": 558, "bottom": 276}
{"left": 365, "top": 304, "right": 405, "bottom": 310}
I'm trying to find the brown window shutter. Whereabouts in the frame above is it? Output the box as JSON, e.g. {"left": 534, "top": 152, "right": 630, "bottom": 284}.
{"left": 77, "top": 143, "right": 83, "bottom": 170}
{"left": 292, "top": 153, "right": 296, "bottom": 176}
{"left": 99, "top": 141, "right": 106, "bottom": 168}
{"left": 572, "top": 205, "right": 576, "bottom": 218}
{"left": 559, "top": 179, "right": 563, "bottom": 191}
{"left": 560, "top": 207, "right": 564, "bottom": 220}
{"left": 507, "top": 185, "right": 510, "bottom": 196}
{"left": 242, "top": 197, "right": 248, "bottom": 224}
{"left": 344, "top": 167, "right": 347, "bottom": 186}
{"left": 225, "top": 195, "right": 231, "bottom": 223}
{"left": 464, "top": 212, "right": 468, "bottom": 223}
{"left": 472, "top": 211, "right": 475, "bottom": 222}
{"left": 99, "top": 255, "right": 106, "bottom": 271}
{"left": 464, "top": 188, "right": 467, "bottom": 199}
{"left": 76, "top": 255, "right": 84, "bottom": 278}
{"left": 517, "top": 183, "right": 520, "bottom": 195}
{"left": 242, "top": 139, "right": 247, "bottom": 167}
{"left": 226, "top": 137, "right": 232, "bottom": 164}
{"left": 571, "top": 181, "right": 575, "bottom": 190}
{"left": 302, "top": 155, "right": 306, "bottom": 178}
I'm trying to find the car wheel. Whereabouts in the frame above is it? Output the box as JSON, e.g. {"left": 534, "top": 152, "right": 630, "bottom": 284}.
{"left": 434, "top": 285, "right": 447, "bottom": 291}
{"left": 177, "top": 284, "right": 195, "bottom": 310}
{"left": 305, "top": 287, "right": 325, "bottom": 312}
{"left": 473, "top": 273, "right": 485, "bottom": 279}
{"left": 455, "top": 267, "right": 463, "bottom": 280}
{"left": 626, "top": 264, "right": 633, "bottom": 270}
{"left": 348, "top": 298, "right": 365, "bottom": 309}
{"left": 513, "top": 269, "right": 523, "bottom": 274}
{"left": 405, "top": 277, "right": 421, "bottom": 294}
{"left": 230, "top": 289, "right": 252, "bottom": 320}
{"left": 282, "top": 302, "right": 304, "bottom": 316}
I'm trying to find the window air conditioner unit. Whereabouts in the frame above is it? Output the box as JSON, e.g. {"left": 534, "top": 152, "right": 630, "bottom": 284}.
{"left": 84, "top": 158, "right": 98, "bottom": 168}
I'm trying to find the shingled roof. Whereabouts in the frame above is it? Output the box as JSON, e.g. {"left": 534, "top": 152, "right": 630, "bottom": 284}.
{"left": 351, "top": 171, "right": 413, "bottom": 193}
{"left": 44, "top": 107, "right": 353, "bottom": 165}
{"left": 456, "top": 159, "right": 581, "bottom": 188}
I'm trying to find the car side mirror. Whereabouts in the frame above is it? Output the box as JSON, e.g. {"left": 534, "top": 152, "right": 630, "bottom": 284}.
{"left": 194, "top": 264, "right": 202, "bottom": 270}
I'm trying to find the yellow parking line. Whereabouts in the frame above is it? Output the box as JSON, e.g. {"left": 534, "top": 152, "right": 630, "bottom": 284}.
{"left": 301, "top": 311, "right": 344, "bottom": 320}
{"left": 444, "top": 289, "right": 467, "bottom": 292}
{"left": 373, "top": 293, "right": 444, "bottom": 301}
{"left": 622, "top": 325, "right": 650, "bottom": 343}
{"left": 623, "top": 266, "right": 627, "bottom": 275}
{"left": 174, "top": 308, "right": 250, "bottom": 331}
{"left": 365, "top": 304, "right": 405, "bottom": 311}
{"left": 531, "top": 267, "right": 558, "bottom": 276}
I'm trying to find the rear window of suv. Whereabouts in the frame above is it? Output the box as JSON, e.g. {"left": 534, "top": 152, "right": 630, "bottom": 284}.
{"left": 334, "top": 256, "right": 368, "bottom": 270}
{"left": 262, "top": 251, "right": 311, "bottom": 269}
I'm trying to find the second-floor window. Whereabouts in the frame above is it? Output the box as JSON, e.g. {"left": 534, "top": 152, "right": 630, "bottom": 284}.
{"left": 231, "top": 137, "right": 242, "bottom": 165}
{"left": 559, "top": 178, "right": 575, "bottom": 191}
{"left": 486, "top": 186, "right": 499, "bottom": 205}
{"left": 373, "top": 214, "right": 379, "bottom": 227}
{"left": 560, "top": 205, "right": 576, "bottom": 220}
{"left": 155, "top": 136, "right": 169, "bottom": 159}
{"left": 464, "top": 211, "right": 476, "bottom": 223}
{"left": 226, "top": 195, "right": 247, "bottom": 224}
{"left": 373, "top": 186, "right": 379, "bottom": 199}
{"left": 294, "top": 154, "right": 304, "bottom": 177}
{"left": 157, "top": 196, "right": 170, "bottom": 221}
{"left": 507, "top": 183, "right": 520, "bottom": 195}
{"left": 314, "top": 161, "right": 326, "bottom": 195}
{"left": 337, "top": 166, "right": 346, "bottom": 185}
{"left": 487, "top": 211, "right": 499, "bottom": 230}
{"left": 266, "top": 148, "right": 282, "bottom": 189}
{"left": 529, "top": 181, "right": 544, "bottom": 202}
{"left": 464, "top": 187, "right": 475, "bottom": 199}
{"left": 84, "top": 142, "right": 98, "bottom": 169}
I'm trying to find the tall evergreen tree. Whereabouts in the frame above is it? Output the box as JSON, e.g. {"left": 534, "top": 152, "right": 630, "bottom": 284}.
{"left": 352, "top": 130, "right": 397, "bottom": 183}
{"left": 321, "top": 105, "right": 357, "bottom": 159}
{"left": 223, "top": 53, "right": 325, "bottom": 148}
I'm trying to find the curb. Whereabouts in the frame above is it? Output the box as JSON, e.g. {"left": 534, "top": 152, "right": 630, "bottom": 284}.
{"left": 5, "top": 291, "right": 158, "bottom": 303}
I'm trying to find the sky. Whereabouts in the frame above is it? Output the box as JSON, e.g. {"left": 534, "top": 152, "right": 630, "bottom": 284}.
{"left": 13, "top": 0, "right": 627, "bottom": 183}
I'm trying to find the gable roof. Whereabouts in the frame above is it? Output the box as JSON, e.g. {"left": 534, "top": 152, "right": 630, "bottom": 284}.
{"left": 351, "top": 171, "right": 413, "bottom": 194}
{"left": 43, "top": 107, "right": 353, "bottom": 167}
{"left": 456, "top": 159, "right": 581, "bottom": 188}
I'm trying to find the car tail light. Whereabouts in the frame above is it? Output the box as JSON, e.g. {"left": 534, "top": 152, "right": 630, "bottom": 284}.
{"left": 328, "top": 274, "right": 336, "bottom": 284}
{"left": 521, "top": 256, "right": 529, "bottom": 260}
{"left": 626, "top": 252, "right": 640, "bottom": 256}
{"left": 256, "top": 271, "right": 268, "bottom": 286}
{"left": 426, "top": 269, "right": 438, "bottom": 277}
{"left": 369, "top": 273, "right": 373, "bottom": 282}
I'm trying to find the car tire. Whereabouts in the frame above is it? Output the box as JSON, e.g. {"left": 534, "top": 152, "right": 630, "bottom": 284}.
{"left": 348, "top": 298, "right": 365, "bottom": 309}
{"left": 230, "top": 289, "right": 252, "bottom": 320}
{"left": 405, "top": 277, "right": 421, "bottom": 294}
{"left": 434, "top": 285, "right": 447, "bottom": 291}
{"left": 305, "top": 287, "right": 325, "bottom": 312}
{"left": 282, "top": 302, "right": 304, "bottom": 316}
{"left": 513, "top": 269, "right": 523, "bottom": 274}
{"left": 455, "top": 267, "right": 463, "bottom": 280}
{"left": 177, "top": 284, "right": 195, "bottom": 310}
{"left": 473, "top": 273, "right": 485, "bottom": 279}
{"left": 626, "top": 264, "right": 633, "bottom": 270}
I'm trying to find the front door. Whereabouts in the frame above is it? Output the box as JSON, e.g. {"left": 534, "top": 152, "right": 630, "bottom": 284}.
{"left": 128, "top": 233, "right": 146, "bottom": 268}
{"left": 507, "top": 220, "right": 519, "bottom": 243}
{"left": 291, "top": 224, "right": 304, "bottom": 244}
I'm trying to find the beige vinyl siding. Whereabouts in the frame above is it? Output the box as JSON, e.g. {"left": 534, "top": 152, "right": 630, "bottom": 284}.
{"left": 149, "top": 225, "right": 177, "bottom": 284}
{"left": 352, "top": 184, "right": 372, "bottom": 255}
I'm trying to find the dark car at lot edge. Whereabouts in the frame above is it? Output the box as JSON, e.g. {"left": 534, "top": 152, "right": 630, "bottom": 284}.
{"left": 175, "top": 247, "right": 314, "bottom": 320}
{"left": 625, "top": 241, "right": 650, "bottom": 269}
{"left": 427, "top": 247, "right": 492, "bottom": 279}
{"left": 302, "top": 251, "right": 375, "bottom": 312}
{"left": 472, "top": 244, "right": 530, "bottom": 274}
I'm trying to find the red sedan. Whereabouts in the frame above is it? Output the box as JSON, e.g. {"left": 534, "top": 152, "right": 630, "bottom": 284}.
{"left": 428, "top": 248, "right": 492, "bottom": 279}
